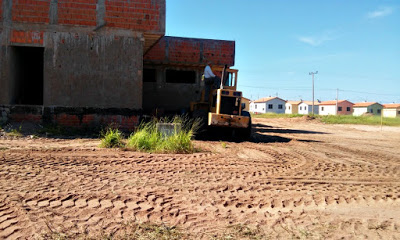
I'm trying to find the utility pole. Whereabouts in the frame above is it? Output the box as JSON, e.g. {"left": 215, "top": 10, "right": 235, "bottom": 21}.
{"left": 336, "top": 88, "right": 339, "bottom": 115}
{"left": 309, "top": 71, "right": 318, "bottom": 115}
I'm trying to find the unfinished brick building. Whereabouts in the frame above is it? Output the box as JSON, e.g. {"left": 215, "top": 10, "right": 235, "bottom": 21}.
{"left": 0, "top": 0, "right": 235, "bottom": 129}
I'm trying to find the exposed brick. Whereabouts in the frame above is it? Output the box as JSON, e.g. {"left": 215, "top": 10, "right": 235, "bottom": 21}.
{"left": 58, "top": 0, "right": 97, "bottom": 26}
{"left": 10, "top": 30, "right": 44, "bottom": 45}
{"left": 144, "top": 38, "right": 166, "bottom": 61}
{"left": 144, "top": 36, "right": 235, "bottom": 66}
{"left": 81, "top": 114, "right": 95, "bottom": 125}
{"left": 9, "top": 113, "right": 42, "bottom": 123}
{"left": 120, "top": 116, "right": 139, "bottom": 129}
{"left": 105, "top": 0, "right": 164, "bottom": 32}
{"left": 54, "top": 113, "right": 80, "bottom": 127}
{"left": 53, "top": 114, "right": 137, "bottom": 130}
{"left": 12, "top": 0, "right": 50, "bottom": 24}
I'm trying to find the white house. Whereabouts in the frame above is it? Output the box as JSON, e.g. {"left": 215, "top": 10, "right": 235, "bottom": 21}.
{"left": 250, "top": 97, "right": 286, "bottom": 114}
{"left": 319, "top": 100, "right": 354, "bottom": 115}
{"left": 353, "top": 102, "right": 383, "bottom": 116}
{"left": 285, "top": 101, "right": 301, "bottom": 114}
{"left": 298, "top": 101, "right": 319, "bottom": 115}
{"left": 382, "top": 104, "right": 400, "bottom": 118}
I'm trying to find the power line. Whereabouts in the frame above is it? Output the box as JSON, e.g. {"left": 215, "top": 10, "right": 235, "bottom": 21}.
{"left": 339, "top": 89, "right": 400, "bottom": 97}
{"left": 239, "top": 85, "right": 399, "bottom": 97}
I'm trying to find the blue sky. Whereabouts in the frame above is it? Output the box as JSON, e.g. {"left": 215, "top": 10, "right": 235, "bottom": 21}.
{"left": 165, "top": 1, "right": 400, "bottom": 103}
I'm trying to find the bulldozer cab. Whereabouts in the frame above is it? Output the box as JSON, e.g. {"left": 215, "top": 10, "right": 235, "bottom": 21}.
{"left": 213, "top": 67, "right": 238, "bottom": 91}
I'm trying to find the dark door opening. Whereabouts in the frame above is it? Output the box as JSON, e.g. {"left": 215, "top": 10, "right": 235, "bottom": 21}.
{"left": 11, "top": 46, "right": 44, "bottom": 105}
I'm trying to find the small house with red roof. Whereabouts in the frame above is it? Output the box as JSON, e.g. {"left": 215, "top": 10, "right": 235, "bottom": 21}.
{"left": 382, "top": 104, "right": 400, "bottom": 118}
{"left": 250, "top": 97, "right": 286, "bottom": 114}
{"left": 353, "top": 102, "right": 383, "bottom": 116}
{"left": 319, "top": 100, "right": 354, "bottom": 115}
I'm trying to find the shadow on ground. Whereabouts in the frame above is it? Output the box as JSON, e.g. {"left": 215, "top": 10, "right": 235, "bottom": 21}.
{"left": 195, "top": 123, "right": 324, "bottom": 144}
{"left": 252, "top": 123, "right": 328, "bottom": 135}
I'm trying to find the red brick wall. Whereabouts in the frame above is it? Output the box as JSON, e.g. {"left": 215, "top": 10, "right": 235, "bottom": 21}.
{"left": 143, "top": 38, "right": 166, "bottom": 61}
{"left": 58, "top": 0, "right": 97, "bottom": 26}
{"left": 105, "top": 0, "right": 163, "bottom": 31}
{"left": 144, "top": 37, "right": 235, "bottom": 66}
{"left": 9, "top": 113, "right": 42, "bottom": 123}
{"left": 7, "top": 112, "right": 138, "bottom": 130}
{"left": 53, "top": 114, "right": 139, "bottom": 129}
{"left": 10, "top": 30, "right": 44, "bottom": 45}
{"left": 12, "top": 0, "right": 50, "bottom": 24}
{"left": 169, "top": 39, "right": 201, "bottom": 63}
{"left": 203, "top": 40, "right": 235, "bottom": 66}
{"left": 9, "top": 0, "right": 164, "bottom": 31}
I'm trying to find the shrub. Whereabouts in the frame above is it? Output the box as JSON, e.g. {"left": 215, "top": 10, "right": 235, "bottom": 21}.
{"left": 100, "top": 128, "right": 124, "bottom": 148}
{"left": 126, "top": 116, "right": 198, "bottom": 154}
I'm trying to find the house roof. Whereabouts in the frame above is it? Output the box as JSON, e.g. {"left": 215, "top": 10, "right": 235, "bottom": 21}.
{"left": 353, "top": 102, "right": 381, "bottom": 107}
{"left": 253, "top": 97, "right": 286, "bottom": 103}
{"left": 286, "top": 100, "right": 302, "bottom": 105}
{"left": 242, "top": 97, "right": 250, "bottom": 101}
{"left": 300, "top": 101, "right": 320, "bottom": 106}
{"left": 383, "top": 103, "right": 400, "bottom": 108}
{"left": 319, "top": 100, "right": 353, "bottom": 106}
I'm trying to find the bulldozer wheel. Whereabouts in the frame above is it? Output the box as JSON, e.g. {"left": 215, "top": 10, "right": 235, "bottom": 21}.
{"left": 236, "top": 111, "right": 252, "bottom": 140}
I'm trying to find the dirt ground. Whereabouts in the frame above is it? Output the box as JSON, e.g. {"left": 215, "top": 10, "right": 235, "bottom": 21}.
{"left": 1, "top": 118, "right": 400, "bottom": 239}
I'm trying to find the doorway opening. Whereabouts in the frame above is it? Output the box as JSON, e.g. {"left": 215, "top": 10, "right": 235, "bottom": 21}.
{"left": 11, "top": 46, "right": 44, "bottom": 105}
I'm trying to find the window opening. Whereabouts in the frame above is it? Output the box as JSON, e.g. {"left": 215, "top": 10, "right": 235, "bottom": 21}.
{"left": 166, "top": 69, "right": 196, "bottom": 83}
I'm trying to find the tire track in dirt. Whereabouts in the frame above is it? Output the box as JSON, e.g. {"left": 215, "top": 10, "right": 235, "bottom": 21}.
{"left": 1, "top": 119, "right": 400, "bottom": 239}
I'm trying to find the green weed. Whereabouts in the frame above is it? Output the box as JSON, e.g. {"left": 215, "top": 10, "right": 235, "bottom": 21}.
{"left": 100, "top": 128, "right": 124, "bottom": 148}
{"left": 126, "top": 116, "right": 199, "bottom": 154}
{"left": 220, "top": 141, "right": 227, "bottom": 148}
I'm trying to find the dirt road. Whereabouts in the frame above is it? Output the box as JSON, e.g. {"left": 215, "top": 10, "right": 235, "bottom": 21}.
{"left": 1, "top": 118, "right": 399, "bottom": 239}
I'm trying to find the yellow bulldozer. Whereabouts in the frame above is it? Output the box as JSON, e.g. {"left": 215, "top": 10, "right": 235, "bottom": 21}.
{"left": 190, "top": 66, "right": 251, "bottom": 139}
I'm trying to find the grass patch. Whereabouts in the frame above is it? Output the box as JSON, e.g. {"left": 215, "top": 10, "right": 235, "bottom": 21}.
{"left": 318, "top": 115, "right": 400, "bottom": 126}
{"left": 100, "top": 127, "right": 124, "bottom": 148}
{"left": 252, "top": 113, "right": 400, "bottom": 126}
{"left": 126, "top": 116, "right": 199, "bottom": 154}
{"left": 252, "top": 113, "right": 305, "bottom": 119}
{"left": 40, "top": 222, "right": 187, "bottom": 240}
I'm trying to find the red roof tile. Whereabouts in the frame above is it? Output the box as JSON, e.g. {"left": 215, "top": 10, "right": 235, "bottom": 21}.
{"left": 353, "top": 102, "right": 381, "bottom": 107}
{"left": 301, "top": 101, "right": 320, "bottom": 106}
{"left": 253, "top": 97, "right": 286, "bottom": 103}
{"left": 286, "top": 100, "right": 302, "bottom": 105}
{"left": 383, "top": 103, "right": 400, "bottom": 108}
{"left": 319, "top": 100, "right": 353, "bottom": 106}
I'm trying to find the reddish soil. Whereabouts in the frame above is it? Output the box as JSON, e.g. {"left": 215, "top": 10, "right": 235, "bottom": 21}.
{"left": 1, "top": 118, "right": 400, "bottom": 239}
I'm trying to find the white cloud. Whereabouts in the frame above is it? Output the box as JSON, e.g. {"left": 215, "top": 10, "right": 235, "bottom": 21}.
{"left": 297, "top": 31, "right": 336, "bottom": 46}
{"left": 367, "top": 7, "right": 394, "bottom": 19}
